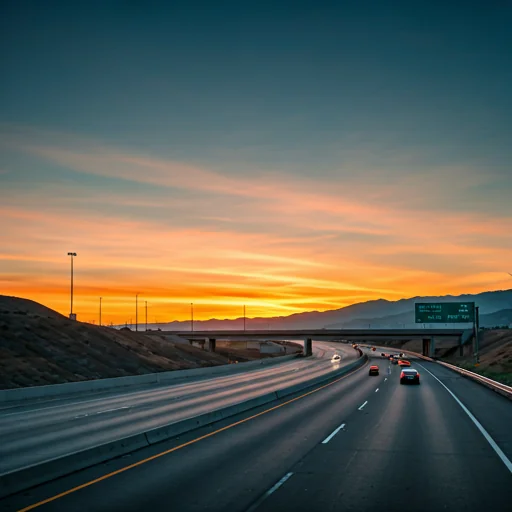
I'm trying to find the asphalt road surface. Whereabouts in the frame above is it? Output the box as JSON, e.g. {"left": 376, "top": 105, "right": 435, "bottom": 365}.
{"left": 0, "top": 342, "right": 353, "bottom": 474}
{"left": 2, "top": 351, "right": 511, "bottom": 512}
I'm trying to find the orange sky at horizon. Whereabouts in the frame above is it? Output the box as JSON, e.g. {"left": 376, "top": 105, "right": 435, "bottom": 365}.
{"left": 1, "top": 128, "right": 511, "bottom": 324}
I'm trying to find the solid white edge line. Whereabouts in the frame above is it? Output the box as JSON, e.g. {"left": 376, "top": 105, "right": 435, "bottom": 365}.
{"left": 417, "top": 363, "right": 512, "bottom": 474}
{"left": 322, "top": 423, "right": 346, "bottom": 444}
{"left": 246, "top": 472, "right": 294, "bottom": 512}
{"left": 358, "top": 401, "right": 368, "bottom": 410}
{"left": 265, "top": 472, "right": 294, "bottom": 497}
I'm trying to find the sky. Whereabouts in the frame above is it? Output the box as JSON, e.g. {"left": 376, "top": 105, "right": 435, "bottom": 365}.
{"left": 1, "top": 0, "right": 511, "bottom": 325}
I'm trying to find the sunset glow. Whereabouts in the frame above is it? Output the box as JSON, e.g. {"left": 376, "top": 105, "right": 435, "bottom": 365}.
{"left": 2, "top": 3, "right": 511, "bottom": 325}
{"left": 2, "top": 126, "right": 511, "bottom": 325}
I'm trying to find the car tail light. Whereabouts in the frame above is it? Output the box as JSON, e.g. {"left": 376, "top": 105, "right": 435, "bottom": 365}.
{"left": 400, "top": 372, "right": 404, "bottom": 378}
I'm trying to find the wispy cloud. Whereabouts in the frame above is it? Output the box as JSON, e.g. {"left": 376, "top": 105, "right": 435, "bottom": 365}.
{"left": 1, "top": 125, "right": 511, "bottom": 322}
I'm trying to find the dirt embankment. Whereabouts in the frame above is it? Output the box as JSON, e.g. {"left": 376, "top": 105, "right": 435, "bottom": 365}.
{"left": 0, "top": 295, "right": 231, "bottom": 389}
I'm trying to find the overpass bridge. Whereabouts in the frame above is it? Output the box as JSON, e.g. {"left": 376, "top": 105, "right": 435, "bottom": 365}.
{"left": 150, "top": 328, "right": 468, "bottom": 357}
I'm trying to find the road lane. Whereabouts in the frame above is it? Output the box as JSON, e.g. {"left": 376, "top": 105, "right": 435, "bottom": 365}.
{"left": 258, "top": 357, "right": 512, "bottom": 512}
{"left": 0, "top": 342, "right": 354, "bottom": 474}
{"left": 415, "top": 360, "right": 512, "bottom": 461}
{"left": 3, "top": 353, "right": 509, "bottom": 512}
{"left": 0, "top": 352, "right": 375, "bottom": 512}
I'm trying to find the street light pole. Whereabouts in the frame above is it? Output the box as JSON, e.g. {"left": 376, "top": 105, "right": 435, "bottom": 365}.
{"left": 244, "top": 305, "right": 246, "bottom": 331}
{"left": 99, "top": 297, "right": 102, "bottom": 326}
{"left": 145, "top": 301, "right": 148, "bottom": 331}
{"left": 67, "top": 252, "right": 77, "bottom": 319}
{"left": 191, "top": 303, "right": 194, "bottom": 332}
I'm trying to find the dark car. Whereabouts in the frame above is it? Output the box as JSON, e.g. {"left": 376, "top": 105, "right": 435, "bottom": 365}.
{"left": 369, "top": 365, "right": 379, "bottom": 376}
{"left": 400, "top": 369, "right": 420, "bottom": 385}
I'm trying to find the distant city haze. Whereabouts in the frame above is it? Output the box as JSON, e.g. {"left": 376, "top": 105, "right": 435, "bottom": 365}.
{"left": 1, "top": 1, "right": 511, "bottom": 324}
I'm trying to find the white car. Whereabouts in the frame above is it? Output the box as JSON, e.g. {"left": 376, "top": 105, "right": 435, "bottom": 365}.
{"left": 331, "top": 354, "right": 341, "bottom": 363}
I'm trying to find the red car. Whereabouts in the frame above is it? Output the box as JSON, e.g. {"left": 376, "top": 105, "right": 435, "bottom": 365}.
{"left": 398, "top": 359, "right": 411, "bottom": 367}
{"left": 369, "top": 365, "right": 379, "bottom": 376}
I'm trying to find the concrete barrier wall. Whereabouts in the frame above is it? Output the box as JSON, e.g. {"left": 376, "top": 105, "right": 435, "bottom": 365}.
{"left": 0, "top": 353, "right": 300, "bottom": 404}
{"left": 0, "top": 432, "right": 150, "bottom": 499}
{"left": 0, "top": 355, "right": 367, "bottom": 499}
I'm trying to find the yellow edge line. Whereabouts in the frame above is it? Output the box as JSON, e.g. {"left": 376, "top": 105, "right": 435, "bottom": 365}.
{"left": 18, "top": 360, "right": 367, "bottom": 512}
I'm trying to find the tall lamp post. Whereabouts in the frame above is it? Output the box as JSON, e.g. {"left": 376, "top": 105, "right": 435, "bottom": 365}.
{"left": 99, "top": 297, "right": 102, "bottom": 326}
{"left": 67, "top": 252, "right": 77, "bottom": 319}
{"left": 244, "top": 304, "right": 246, "bottom": 331}
{"left": 191, "top": 303, "right": 194, "bottom": 332}
{"left": 145, "top": 300, "right": 148, "bottom": 331}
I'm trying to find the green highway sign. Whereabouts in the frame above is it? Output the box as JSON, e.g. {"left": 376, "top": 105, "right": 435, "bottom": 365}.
{"left": 415, "top": 302, "right": 475, "bottom": 324}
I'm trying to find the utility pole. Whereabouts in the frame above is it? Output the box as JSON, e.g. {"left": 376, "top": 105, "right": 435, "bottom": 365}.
{"left": 145, "top": 300, "right": 148, "bottom": 331}
{"left": 67, "top": 252, "right": 77, "bottom": 319}
{"left": 99, "top": 297, "right": 102, "bottom": 326}
{"left": 135, "top": 293, "right": 139, "bottom": 332}
{"left": 474, "top": 305, "right": 480, "bottom": 365}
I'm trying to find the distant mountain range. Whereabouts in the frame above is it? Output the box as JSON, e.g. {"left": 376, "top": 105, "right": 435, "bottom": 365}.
{"left": 142, "top": 288, "right": 512, "bottom": 331}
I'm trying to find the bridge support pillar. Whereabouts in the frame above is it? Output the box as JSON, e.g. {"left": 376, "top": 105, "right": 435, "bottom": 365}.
{"left": 304, "top": 338, "right": 312, "bottom": 356}
{"left": 430, "top": 336, "right": 435, "bottom": 358}
{"left": 207, "top": 338, "right": 216, "bottom": 352}
{"left": 422, "top": 338, "right": 431, "bottom": 357}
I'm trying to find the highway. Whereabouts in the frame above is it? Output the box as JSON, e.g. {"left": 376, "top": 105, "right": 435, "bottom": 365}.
{"left": 1, "top": 349, "right": 510, "bottom": 511}
{"left": 0, "top": 342, "right": 353, "bottom": 475}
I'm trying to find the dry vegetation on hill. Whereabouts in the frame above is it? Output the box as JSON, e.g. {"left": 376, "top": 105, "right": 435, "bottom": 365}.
{"left": 0, "top": 295, "right": 231, "bottom": 389}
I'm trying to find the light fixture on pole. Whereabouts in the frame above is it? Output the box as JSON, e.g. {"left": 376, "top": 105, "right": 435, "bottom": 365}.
{"left": 99, "top": 297, "right": 102, "bottom": 326}
{"left": 67, "top": 252, "right": 77, "bottom": 320}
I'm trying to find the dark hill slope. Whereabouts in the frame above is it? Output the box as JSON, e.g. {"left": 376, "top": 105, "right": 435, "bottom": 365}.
{"left": 0, "top": 295, "right": 229, "bottom": 389}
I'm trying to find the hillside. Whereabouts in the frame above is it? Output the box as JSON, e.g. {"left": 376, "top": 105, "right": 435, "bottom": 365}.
{"left": 0, "top": 295, "right": 231, "bottom": 389}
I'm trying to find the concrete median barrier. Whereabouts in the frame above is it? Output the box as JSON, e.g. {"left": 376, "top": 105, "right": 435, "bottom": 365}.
{"left": 144, "top": 392, "right": 279, "bottom": 446}
{"left": 0, "top": 354, "right": 367, "bottom": 499}
{"left": 275, "top": 356, "right": 367, "bottom": 399}
{"left": 0, "top": 354, "right": 300, "bottom": 404}
{"left": 0, "top": 432, "right": 149, "bottom": 500}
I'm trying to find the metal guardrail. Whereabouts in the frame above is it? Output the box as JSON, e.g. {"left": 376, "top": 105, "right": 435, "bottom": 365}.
{"left": 435, "top": 360, "right": 512, "bottom": 400}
